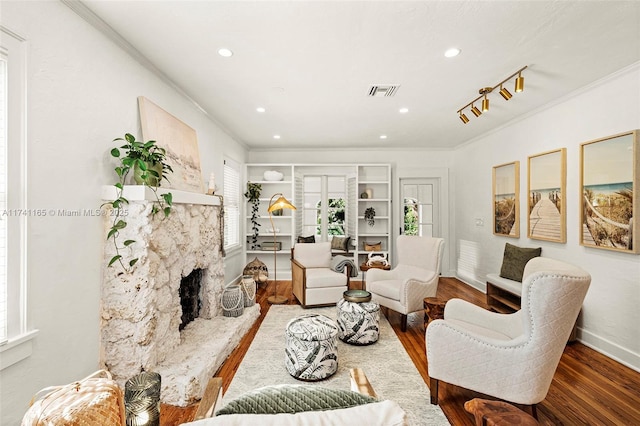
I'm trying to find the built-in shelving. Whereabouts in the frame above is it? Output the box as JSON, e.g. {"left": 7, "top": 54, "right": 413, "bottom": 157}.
{"left": 244, "top": 164, "right": 390, "bottom": 279}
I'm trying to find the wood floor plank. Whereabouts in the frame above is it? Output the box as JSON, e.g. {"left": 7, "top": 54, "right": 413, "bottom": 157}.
{"left": 160, "top": 277, "right": 640, "bottom": 426}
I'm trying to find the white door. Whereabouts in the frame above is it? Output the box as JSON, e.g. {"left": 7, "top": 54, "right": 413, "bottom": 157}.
{"left": 400, "top": 178, "right": 440, "bottom": 237}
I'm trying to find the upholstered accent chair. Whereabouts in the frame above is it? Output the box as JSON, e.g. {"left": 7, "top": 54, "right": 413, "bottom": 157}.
{"left": 426, "top": 257, "right": 591, "bottom": 417}
{"left": 366, "top": 236, "right": 445, "bottom": 331}
{"left": 291, "top": 242, "right": 351, "bottom": 308}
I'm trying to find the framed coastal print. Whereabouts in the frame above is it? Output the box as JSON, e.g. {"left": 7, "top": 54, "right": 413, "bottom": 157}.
{"left": 580, "top": 130, "right": 639, "bottom": 253}
{"left": 527, "top": 148, "right": 566, "bottom": 243}
{"left": 138, "top": 96, "right": 205, "bottom": 193}
{"left": 492, "top": 161, "right": 520, "bottom": 237}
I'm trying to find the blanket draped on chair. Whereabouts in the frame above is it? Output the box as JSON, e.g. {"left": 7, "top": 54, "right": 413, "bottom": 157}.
{"left": 331, "top": 256, "right": 359, "bottom": 277}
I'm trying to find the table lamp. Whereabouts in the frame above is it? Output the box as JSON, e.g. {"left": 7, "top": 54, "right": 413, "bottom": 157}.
{"left": 267, "top": 193, "right": 296, "bottom": 304}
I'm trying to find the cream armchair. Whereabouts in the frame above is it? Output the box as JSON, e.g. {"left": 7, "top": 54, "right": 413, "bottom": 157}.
{"left": 426, "top": 257, "right": 591, "bottom": 416}
{"left": 291, "top": 242, "right": 350, "bottom": 308}
{"left": 366, "top": 236, "right": 445, "bottom": 331}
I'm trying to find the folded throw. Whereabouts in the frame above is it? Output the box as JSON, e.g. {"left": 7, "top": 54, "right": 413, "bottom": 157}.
{"left": 331, "top": 256, "right": 359, "bottom": 277}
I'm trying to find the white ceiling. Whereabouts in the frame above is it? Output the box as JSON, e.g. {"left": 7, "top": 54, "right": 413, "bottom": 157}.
{"left": 79, "top": 1, "right": 640, "bottom": 150}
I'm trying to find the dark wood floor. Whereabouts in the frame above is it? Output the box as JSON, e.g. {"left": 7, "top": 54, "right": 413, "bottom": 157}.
{"left": 161, "top": 277, "right": 640, "bottom": 425}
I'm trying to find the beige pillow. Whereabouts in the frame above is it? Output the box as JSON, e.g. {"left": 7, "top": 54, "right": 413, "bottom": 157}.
{"left": 331, "top": 236, "right": 351, "bottom": 252}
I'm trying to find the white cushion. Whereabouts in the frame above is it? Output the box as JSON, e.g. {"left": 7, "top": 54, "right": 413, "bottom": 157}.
{"left": 368, "top": 280, "right": 401, "bottom": 301}
{"left": 294, "top": 242, "right": 332, "bottom": 268}
{"left": 486, "top": 273, "right": 522, "bottom": 296}
{"left": 183, "top": 400, "right": 407, "bottom": 426}
{"left": 306, "top": 268, "right": 348, "bottom": 288}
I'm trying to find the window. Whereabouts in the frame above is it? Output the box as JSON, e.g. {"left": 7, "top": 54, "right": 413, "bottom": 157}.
{"left": 300, "top": 175, "right": 346, "bottom": 240}
{"left": 0, "top": 27, "right": 28, "bottom": 352}
{"left": 223, "top": 158, "right": 240, "bottom": 250}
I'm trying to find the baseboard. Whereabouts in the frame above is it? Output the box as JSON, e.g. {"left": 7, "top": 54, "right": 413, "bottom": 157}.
{"left": 454, "top": 272, "right": 486, "bottom": 293}
{"left": 578, "top": 327, "right": 640, "bottom": 373}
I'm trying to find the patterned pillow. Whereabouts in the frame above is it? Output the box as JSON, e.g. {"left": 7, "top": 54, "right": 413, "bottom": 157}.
{"left": 297, "top": 235, "right": 316, "bottom": 243}
{"left": 499, "top": 243, "right": 542, "bottom": 282}
{"left": 331, "top": 236, "right": 351, "bottom": 252}
{"left": 215, "top": 385, "right": 376, "bottom": 416}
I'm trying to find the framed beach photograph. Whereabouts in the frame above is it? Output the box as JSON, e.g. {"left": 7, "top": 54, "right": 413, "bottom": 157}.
{"left": 527, "top": 148, "right": 566, "bottom": 243}
{"left": 580, "top": 130, "right": 639, "bottom": 253}
{"left": 492, "top": 161, "right": 520, "bottom": 237}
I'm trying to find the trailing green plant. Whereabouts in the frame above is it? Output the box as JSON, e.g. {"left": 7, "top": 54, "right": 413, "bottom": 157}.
{"left": 244, "top": 182, "right": 262, "bottom": 250}
{"left": 364, "top": 207, "right": 376, "bottom": 227}
{"left": 103, "top": 133, "right": 174, "bottom": 272}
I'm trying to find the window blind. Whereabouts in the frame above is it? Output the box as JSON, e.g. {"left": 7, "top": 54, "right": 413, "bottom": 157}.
{"left": 223, "top": 159, "right": 240, "bottom": 248}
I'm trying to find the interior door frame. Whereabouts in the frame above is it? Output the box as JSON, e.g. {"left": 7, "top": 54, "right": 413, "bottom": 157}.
{"left": 394, "top": 167, "right": 452, "bottom": 276}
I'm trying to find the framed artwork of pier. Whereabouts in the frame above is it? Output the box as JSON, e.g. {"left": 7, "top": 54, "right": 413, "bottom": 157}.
{"left": 492, "top": 161, "right": 520, "bottom": 237}
{"left": 580, "top": 130, "right": 639, "bottom": 254}
{"left": 527, "top": 148, "right": 566, "bottom": 243}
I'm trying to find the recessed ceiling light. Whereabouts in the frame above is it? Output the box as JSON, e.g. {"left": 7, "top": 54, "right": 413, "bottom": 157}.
{"left": 256, "top": 107, "right": 266, "bottom": 113}
{"left": 218, "top": 48, "right": 233, "bottom": 57}
{"left": 399, "top": 108, "right": 409, "bottom": 114}
{"left": 379, "top": 135, "right": 388, "bottom": 139}
{"left": 273, "top": 135, "right": 281, "bottom": 139}
{"left": 444, "top": 48, "right": 461, "bottom": 58}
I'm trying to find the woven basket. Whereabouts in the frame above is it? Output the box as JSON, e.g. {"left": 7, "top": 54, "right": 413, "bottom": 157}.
{"left": 241, "top": 275, "right": 256, "bottom": 307}
{"left": 22, "top": 370, "right": 125, "bottom": 426}
{"left": 363, "top": 241, "right": 382, "bottom": 251}
{"left": 221, "top": 283, "right": 244, "bottom": 317}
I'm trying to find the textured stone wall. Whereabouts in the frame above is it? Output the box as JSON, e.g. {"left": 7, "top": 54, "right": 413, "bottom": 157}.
{"left": 100, "top": 201, "right": 224, "bottom": 384}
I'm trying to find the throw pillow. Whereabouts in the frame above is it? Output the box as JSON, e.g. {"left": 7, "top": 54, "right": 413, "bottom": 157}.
{"left": 499, "top": 243, "right": 542, "bottom": 282}
{"left": 215, "top": 385, "right": 376, "bottom": 416}
{"left": 297, "top": 235, "right": 316, "bottom": 243}
{"left": 331, "top": 236, "right": 351, "bottom": 252}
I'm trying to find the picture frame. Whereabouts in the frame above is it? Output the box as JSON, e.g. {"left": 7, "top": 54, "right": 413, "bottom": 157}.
{"left": 138, "top": 96, "right": 205, "bottom": 193}
{"left": 580, "top": 130, "right": 638, "bottom": 253}
{"left": 492, "top": 161, "right": 520, "bottom": 237}
{"left": 527, "top": 148, "right": 566, "bottom": 243}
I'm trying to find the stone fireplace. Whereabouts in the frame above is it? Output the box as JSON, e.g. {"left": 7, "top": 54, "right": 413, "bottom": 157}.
{"left": 100, "top": 187, "right": 259, "bottom": 406}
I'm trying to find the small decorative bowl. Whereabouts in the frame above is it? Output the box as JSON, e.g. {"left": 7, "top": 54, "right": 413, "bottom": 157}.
{"left": 263, "top": 170, "right": 284, "bottom": 181}
{"left": 343, "top": 290, "right": 372, "bottom": 303}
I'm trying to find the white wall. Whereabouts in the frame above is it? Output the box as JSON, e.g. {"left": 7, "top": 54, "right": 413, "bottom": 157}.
{"left": 453, "top": 63, "right": 640, "bottom": 371}
{"left": 247, "top": 149, "right": 456, "bottom": 275}
{"left": 0, "top": 2, "right": 246, "bottom": 424}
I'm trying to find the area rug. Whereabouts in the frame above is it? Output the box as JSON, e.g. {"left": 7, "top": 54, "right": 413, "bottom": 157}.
{"left": 221, "top": 305, "right": 450, "bottom": 425}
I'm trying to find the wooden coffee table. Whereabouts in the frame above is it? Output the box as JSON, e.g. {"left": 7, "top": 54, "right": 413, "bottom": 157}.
{"left": 423, "top": 297, "right": 446, "bottom": 329}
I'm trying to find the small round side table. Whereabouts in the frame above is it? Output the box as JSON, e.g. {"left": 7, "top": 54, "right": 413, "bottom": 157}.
{"left": 423, "top": 297, "right": 446, "bottom": 329}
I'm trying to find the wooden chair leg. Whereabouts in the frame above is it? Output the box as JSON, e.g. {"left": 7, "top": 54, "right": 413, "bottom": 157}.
{"left": 429, "top": 378, "right": 439, "bottom": 404}
{"left": 400, "top": 314, "right": 407, "bottom": 332}
{"left": 530, "top": 404, "right": 538, "bottom": 420}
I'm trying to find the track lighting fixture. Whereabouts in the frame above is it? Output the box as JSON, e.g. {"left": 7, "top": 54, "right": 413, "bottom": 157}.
{"left": 457, "top": 66, "right": 527, "bottom": 124}
{"left": 515, "top": 71, "right": 525, "bottom": 92}
{"left": 499, "top": 84, "right": 513, "bottom": 100}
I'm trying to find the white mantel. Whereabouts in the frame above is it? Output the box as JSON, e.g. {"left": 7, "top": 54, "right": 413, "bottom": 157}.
{"left": 101, "top": 185, "right": 221, "bottom": 206}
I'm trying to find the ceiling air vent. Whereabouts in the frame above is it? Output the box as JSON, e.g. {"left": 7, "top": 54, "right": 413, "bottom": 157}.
{"left": 368, "top": 85, "right": 400, "bottom": 97}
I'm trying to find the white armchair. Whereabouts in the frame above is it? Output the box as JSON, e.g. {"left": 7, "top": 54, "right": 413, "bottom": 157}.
{"left": 366, "top": 236, "right": 445, "bottom": 331}
{"left": 291, "top": 242, "right": 350, "bottom": 308}
{"left": 426, "top": 257, "right": 591, "bottom": 416}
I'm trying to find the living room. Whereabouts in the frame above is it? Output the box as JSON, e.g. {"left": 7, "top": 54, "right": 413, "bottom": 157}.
{"left": 1, "top": 1, "right": 639, "bottom": 425}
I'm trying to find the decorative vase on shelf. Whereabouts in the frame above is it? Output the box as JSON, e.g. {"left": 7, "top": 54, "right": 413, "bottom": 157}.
{"left": 133, "top": 161, "right": 163, "bottom": 186}
{"left": 263, "top": 170, "right": 284, "bottom": 181}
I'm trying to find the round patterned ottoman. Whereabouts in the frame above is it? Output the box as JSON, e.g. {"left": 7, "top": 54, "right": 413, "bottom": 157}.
{"left": 285, "top": 314, "right": 339, "bottom": 381}
{"left": 336, "top": 295, "right": 380, "bottom": 346}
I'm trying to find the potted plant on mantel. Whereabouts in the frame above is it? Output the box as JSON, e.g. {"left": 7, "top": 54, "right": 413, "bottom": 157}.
{"left": 103, "top": 133, "right": 174, "bottom": 272}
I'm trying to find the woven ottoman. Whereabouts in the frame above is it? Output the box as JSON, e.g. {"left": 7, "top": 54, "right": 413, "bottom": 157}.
{"left": 336, "top": 292, "right": 380, "bottom": 345}
{"left": 285, "top": 314, "right": 339, "bottom": 381}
